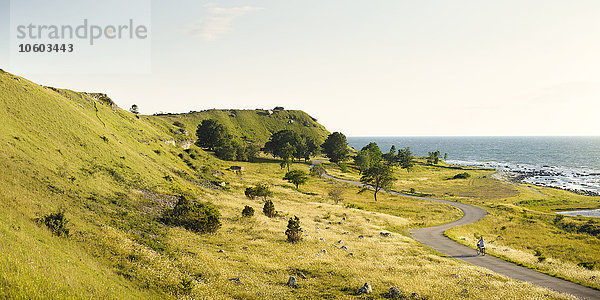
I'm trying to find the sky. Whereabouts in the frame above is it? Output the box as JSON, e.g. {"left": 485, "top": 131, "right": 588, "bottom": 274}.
{"left": 2, "top": 0, "right": 600, "bottom": 136}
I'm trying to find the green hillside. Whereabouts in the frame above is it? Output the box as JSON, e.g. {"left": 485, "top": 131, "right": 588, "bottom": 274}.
{"left": 152, "top": 109, "right": 329, "bottom": 145}
{"left": 0, "top": 70, "right": 573, "bottom": 299}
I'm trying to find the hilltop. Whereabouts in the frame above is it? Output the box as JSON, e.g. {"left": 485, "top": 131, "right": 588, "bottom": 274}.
{"left": 151, "top": 108, "right": 329, "bottom": 145}
{"left": 0, "top": 70, "right": 577, "bottom": 299}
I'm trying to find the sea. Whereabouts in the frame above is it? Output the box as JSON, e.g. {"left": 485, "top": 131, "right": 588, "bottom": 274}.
{"left": 348, "top": 136, "right": 600, "bottom": 216}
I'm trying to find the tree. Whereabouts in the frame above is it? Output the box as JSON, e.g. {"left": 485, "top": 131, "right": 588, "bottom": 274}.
{"left": 283, "top": 170, "right": 309, "bottom": 189}
{"left": 444, "top": 153, "right": 448, "bottom": 161}
{"left": 397, "top": 147, "right": 414, "bottom": 172}
{"left": 195, "top": 119, "right": 229, "bottom": 151}
{"left": 328, "top": 185, "right": 345, "bottom": 204}
{"left": 285, "top": 216, "right": 303, "bottom": 243}
{"left": 360, "top": 163, "right": 396, "bottom": 201}
{"left": 305, "top": 137, "right": 321, "bottom": 160}
{"left": 263, "top": 200, "right": 276, "bottom": 218}
{"left": 361, "top": 142, "right": 383, "bottom": 163}
{"left": 354, "top": 150, "right": 371, "bottom": 175}
{"left": 130, "top": 104, "right": 139, "bottom": 115}
{"left": 427, "top": 151, "right": 441, "bottom": 165}
{"left": 321, "top": 132, "right": 348, "bottom": 163}
{"left": 382, "top": 145, "right": 397, "bottom": 165}
{"left": 245, "top": 184, "right": 273, "bottom": 201}
{"left": 264, "top": 130, "right": 302, "bottom": 159}
{"left": 279, "top": 142, "right": 296, "bottom": 171}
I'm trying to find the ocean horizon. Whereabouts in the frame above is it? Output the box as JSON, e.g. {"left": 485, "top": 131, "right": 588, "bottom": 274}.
{"left": 347, "top": 136, "right": 600, "bottom": 196}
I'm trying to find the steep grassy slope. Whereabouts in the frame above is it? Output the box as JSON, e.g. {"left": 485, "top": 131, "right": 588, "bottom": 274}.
{"left": 152, "top": 109, "right": 329, "bottom": 145}
{"left": 0, "top": 70, "right": 575, "bottom": 299}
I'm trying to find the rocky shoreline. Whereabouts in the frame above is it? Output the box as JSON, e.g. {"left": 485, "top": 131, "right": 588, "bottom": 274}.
{"left": 492, "top": 169, "right": 600, "bottom": 197}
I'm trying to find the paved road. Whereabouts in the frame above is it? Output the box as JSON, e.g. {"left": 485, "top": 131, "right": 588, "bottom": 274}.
{"left": 312, "top": 160, "right": 600, "bottom": 299}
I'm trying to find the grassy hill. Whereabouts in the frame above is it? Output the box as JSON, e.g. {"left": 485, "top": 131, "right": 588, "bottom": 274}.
{"left": 152, "top": 108, "right": 330, "bottom": 145}
{"left": 0, "top": 70, "right": 575, "bottom": 299}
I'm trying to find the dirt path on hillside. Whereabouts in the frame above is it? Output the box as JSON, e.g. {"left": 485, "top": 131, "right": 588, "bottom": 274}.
{"left": 312, "top": 160, "right": 600, "bottom": 299}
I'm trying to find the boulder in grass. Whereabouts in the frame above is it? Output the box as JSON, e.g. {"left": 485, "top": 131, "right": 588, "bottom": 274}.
{"left": 287, "top": 276, "right": 297, "bottom": 288}
{"left": 388, "top": 286, "right": 402, "bottom": 298}
{"left": 358, "top": 282, "right": 372, "bottom": 294}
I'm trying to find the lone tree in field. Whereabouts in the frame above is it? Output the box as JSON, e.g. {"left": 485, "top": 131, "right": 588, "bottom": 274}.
{"left": 285, "top": 216, "right": 303, "bottom": 243}
{"left": 279, "top": 142, "right": 296, "bottom": 171}
{"left": 328, "top": 184, "right": 345, "bottom": 204}
{"left": 245, "top": 184, "right": 273, "bottom": 201}
{"left": 263, "top": 200, "right": 276, "bottom": 218}
{"left": 195, "top": 119, "right": 229, "bottom": 151}
{"left": 130, "top": 104, "right": 139, "bottom": 115}
{"left": 360, "top": 163, "right": 396, "bottom": 201}
{"left": 321, "top": 132, "right": 348, "bottom": 163}
{"left": 283, "top": 170, "right": 309, "bottom": 189}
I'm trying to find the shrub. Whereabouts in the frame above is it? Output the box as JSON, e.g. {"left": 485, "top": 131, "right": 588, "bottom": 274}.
{"left": 263, "top": 200, "right": 276, "bottom": 218}
{"left": 328, "top": 185, "right": 344, "bottom": 204}
{"left": 173, "top": 121, "right": 185, "bottom": 128}
{"left": 578, "top": 261, "right": 598, "bottom": 270}
{"left": 244, "top": 184, "right": 272, "bottom": 201}
{"left": 285, "top": 216, "right": 303, "bottom": 243}
{"left": 338, "top": 162, "right": 348, "bottom": 173}
{"left": 452, "top": 172, "right": 471, "bottom": 179}
{"left": 39, "top": 210, "right": 69, "bottom": 237}
{"left": 162, "top": 196, "right": 221, "bottom": 233}
{"left": 310, "top": 164, "right": 326, "bottom": 177}
{"left": 242, "top": 205, "right": 254, "bottom": 217}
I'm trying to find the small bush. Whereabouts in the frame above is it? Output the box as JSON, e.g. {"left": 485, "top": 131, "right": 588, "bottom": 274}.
{"left": 263, "top": 200, "right": 276, "bottom": 218}
{"left": 39, "top": 210, "right": 69, "bottom": 237}
{"left": 578, "top": 261, "right": 598, "bottom": 270}
{"left": 162, "top": 196, "right": 221, "bottom": 233}
{"left": 328, "top": 185, "right": 344, "bottom": 204}
{"left": 173, "top": 121, "right": 186, "bottom": 128}
{"left": 452, "top": 172, "right": 471, "bottom": 179}
{"left": 286, "top": 216, "right": 303, "bottom": 243}
{"left": 242, "top": 205, "right": 255, "bottom": 217}
{"left": 338, "top": 162, "right": 348, "bottom": 173}
{"left": 310, "top": 164, "right": 326, "bottom": 177}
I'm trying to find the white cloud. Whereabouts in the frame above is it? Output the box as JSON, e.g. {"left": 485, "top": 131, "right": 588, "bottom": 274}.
{"left": 189, "top": 5, "right": 263, "bottom": 40}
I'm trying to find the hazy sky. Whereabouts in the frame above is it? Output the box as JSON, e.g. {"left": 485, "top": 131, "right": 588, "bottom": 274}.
{"left": 2, "top": 0, "right": 600, "bottom": 136}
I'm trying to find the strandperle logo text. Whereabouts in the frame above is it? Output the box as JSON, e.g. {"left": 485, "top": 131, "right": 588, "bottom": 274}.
{"left": 16, "top": 19, "right": 149, "bottom": 45}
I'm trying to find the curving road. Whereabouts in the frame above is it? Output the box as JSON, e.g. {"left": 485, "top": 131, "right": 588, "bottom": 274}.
{"left": 313, "top": 160, "right": 600, "bottom": 299}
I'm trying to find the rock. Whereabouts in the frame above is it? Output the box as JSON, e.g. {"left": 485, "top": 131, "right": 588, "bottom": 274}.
{"left": 319, "top": 238, "right": 325, "bottom": 242}
{"left": 358, "top": 235, "right": 365, "bottom": 239}
{"left": 380, "top": 232, "right": 392, "bottom": 237}
{"left": 287, "top": 276, "right": 297, "bottom": 288}
{"left": 341, "top": 245, "right": 348, "bottom": 250}
{"left": 342, "top": 217, "right": 346, "bottom": 221}
{"left": 388, "top": 286, "right": 402, "bottom": 298}
{"left": 366, "top": 218, "right": 371, "bottom": 222}
{"left": 343, "top": 231, "right": 349, "bottom": 235}
{"left": 228, "top": 277, "right": 241, "bottom": 283}
{"left": 242, "top": 246, "right": 249, "bottom": 250}
{"left": 591, "top": 275, "right": 597, "bottom": 280}
{"left": 410, "top": 292, "right": 420, "bottom": 298}
{"left": 337, "top": 240, "right": 343, "bottom": 244}
{"left": 347, "top": 253, "right": 354, "bottom": 257}
{"left": 358, "top": 282, "right": 372, "bottom": 294}
{"left": 320, "top": 249, "right": 328, "bottom": 254}
{"left": 218, "top": 249, "right": 225, "bottom": 253}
